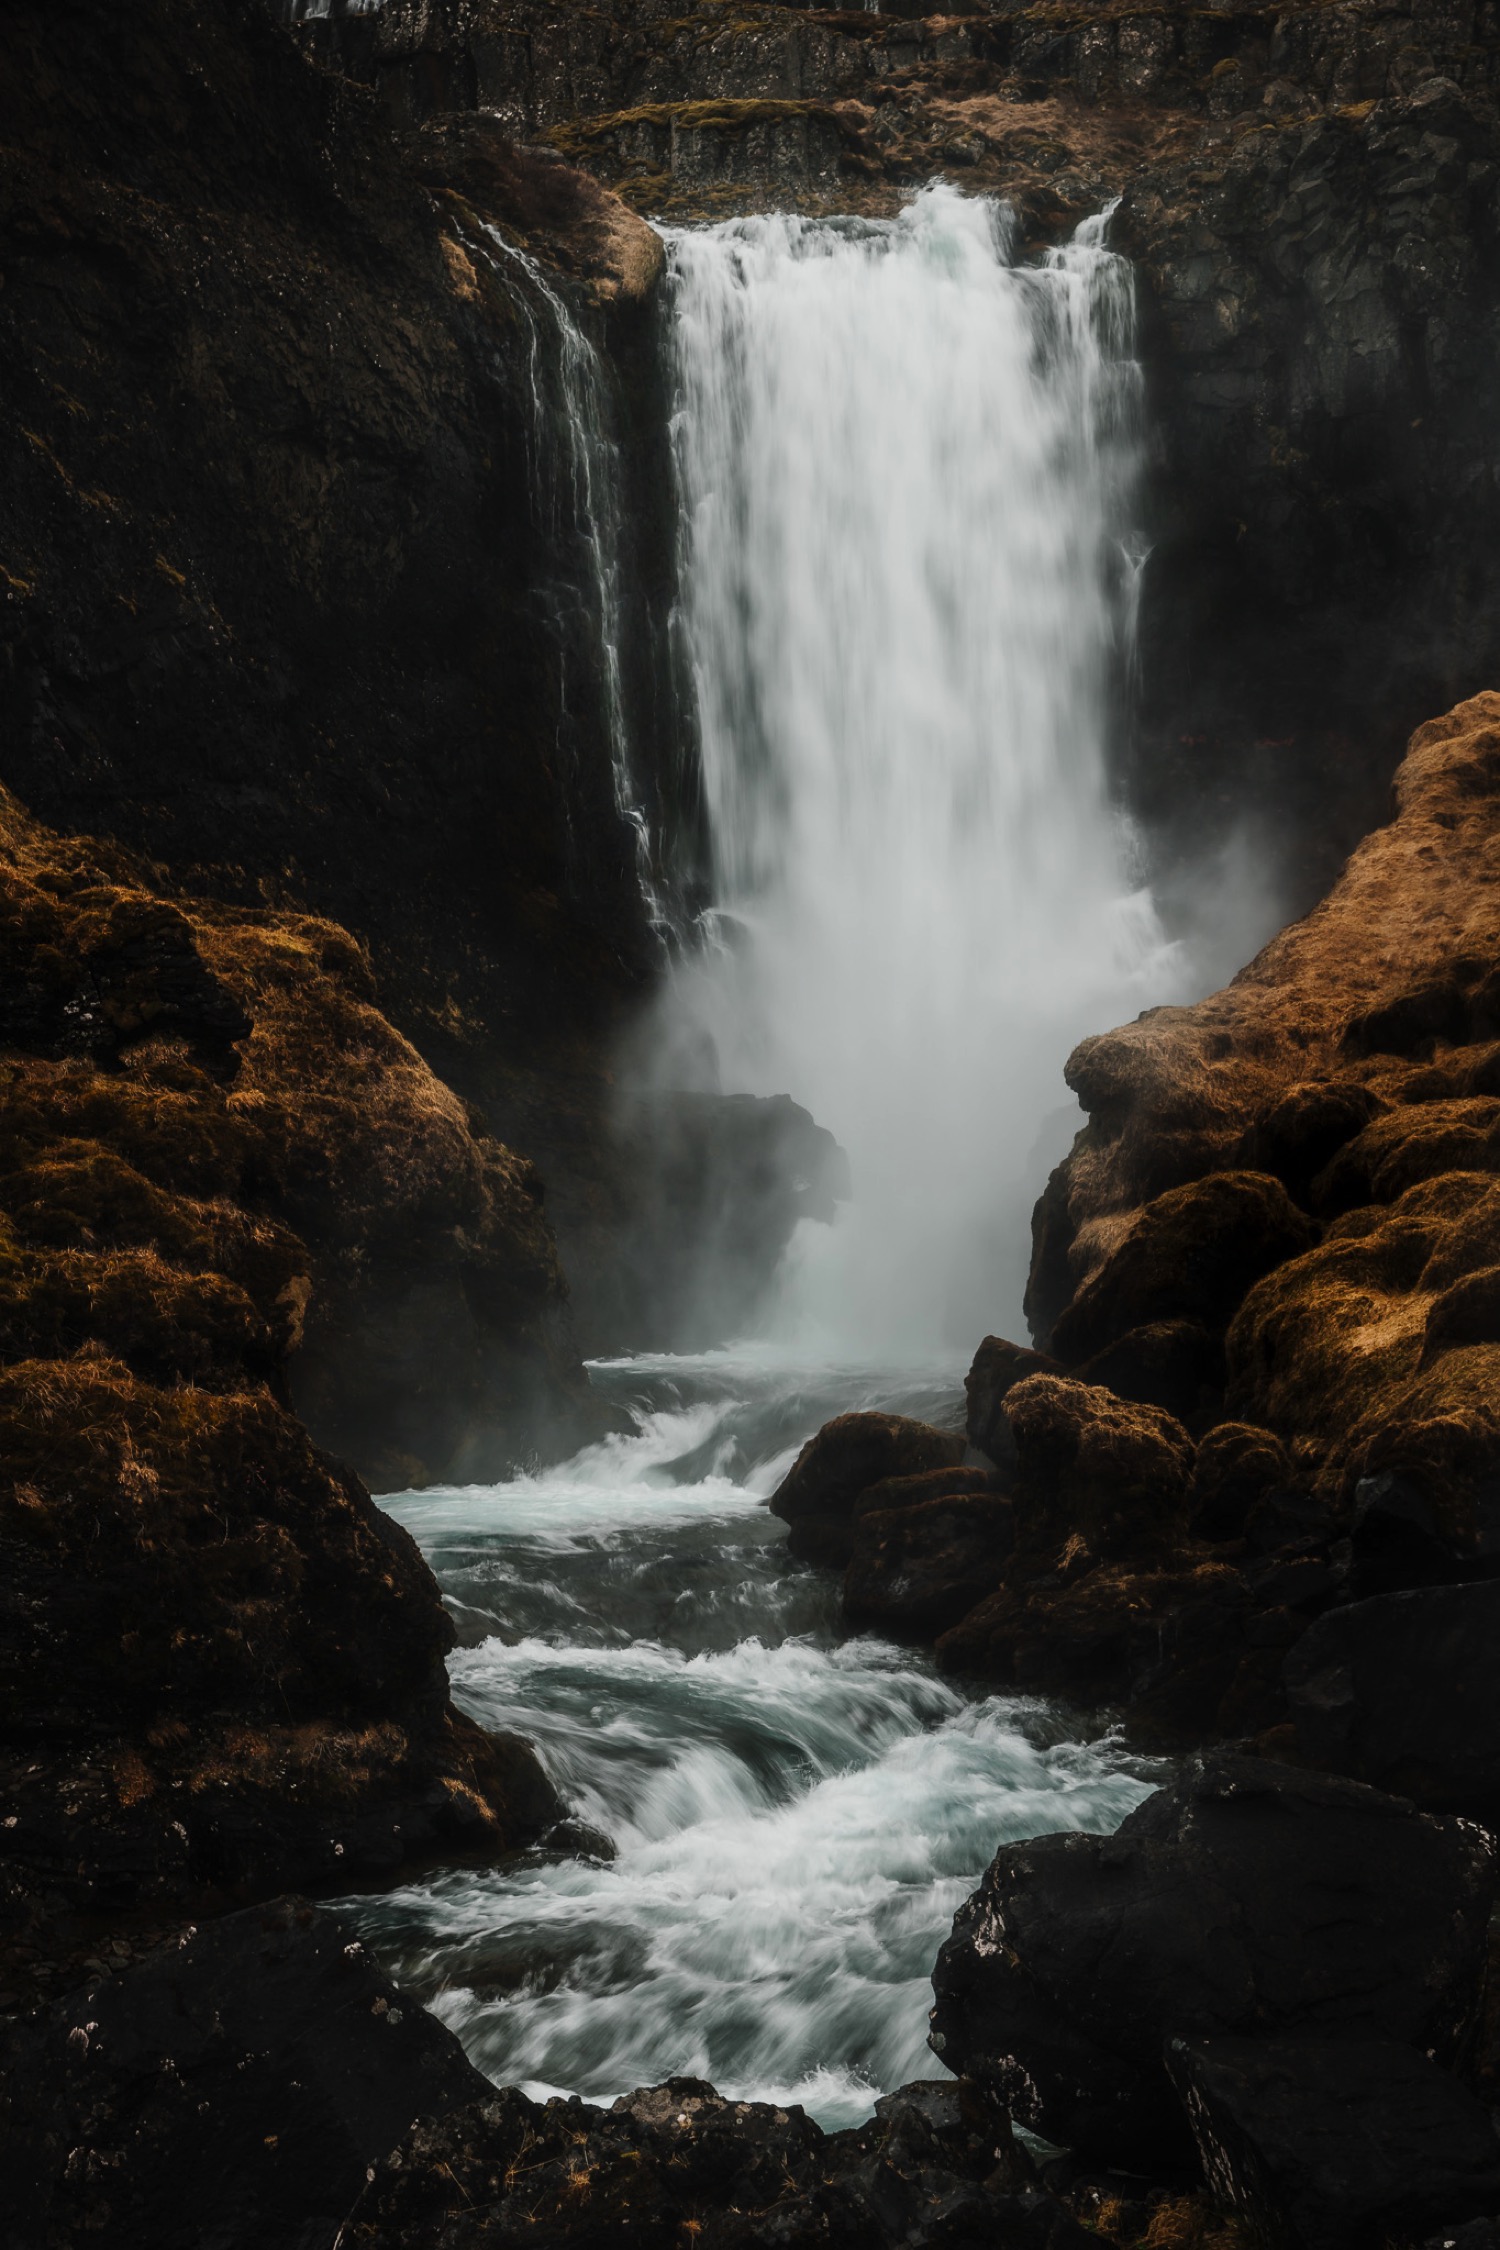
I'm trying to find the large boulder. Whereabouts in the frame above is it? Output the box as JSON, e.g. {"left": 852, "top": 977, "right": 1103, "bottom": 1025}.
{"left": 1004, "top": 1374, "right": 1195, "bottom": 1562}
{"left": 928, "top": 1754, "right": 1495, "bottom": 2168}
{"left": 0, "top": 1899, "right": 492, "bottom": 2250}
{"left": 844, "top": 1491, "right": 1015, "bottom": 1636}
{"left": 1285, "top": 1580, "right": 1500, "bottom": 1820}
{"left": 1166, "top": 2037, "right": 1500, "bottom": 2250}
{"left": 768, "top": 1412, "right": 965, "bottom": 1566}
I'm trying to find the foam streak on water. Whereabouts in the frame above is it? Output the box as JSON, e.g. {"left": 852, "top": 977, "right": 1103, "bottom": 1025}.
{"left": 655, "top": 188, "right": 1190, "bottom": 1350}
{"left": 342, "top": 1353, "right": 1156, "bottom": 2129}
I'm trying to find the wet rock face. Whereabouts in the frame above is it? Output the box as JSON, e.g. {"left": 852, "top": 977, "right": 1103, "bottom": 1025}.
{"left": 929, "top": 1753, "right": 1497, "bottom": 2169}
{"left": 0, "top": 786, "right": 565, "bottom": 1930}
{"left": 0, "top": 0, "right": 689, "bottom": 1355}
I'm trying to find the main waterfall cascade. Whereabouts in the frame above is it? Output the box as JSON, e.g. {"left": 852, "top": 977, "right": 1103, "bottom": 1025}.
{"left": 342, "top": 193, "right": 1180, "bottom": 2128}
{"left": 657, "top": 187, "right": 1186, "bottom": 1348}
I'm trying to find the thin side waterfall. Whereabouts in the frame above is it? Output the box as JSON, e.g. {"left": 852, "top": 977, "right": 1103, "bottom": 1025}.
{"left": 656, "top": 186, "right": 1188, "bottom": 1352}
{"left": 471, "top": 222, "right": 671, "bottom": 938}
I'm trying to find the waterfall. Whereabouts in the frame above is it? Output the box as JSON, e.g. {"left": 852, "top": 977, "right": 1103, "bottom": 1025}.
{"left": 655, "top": 186, "right": 1187, "bottom": 1353}
{"left": 468, "top": 222, "right": 672, "bottom": 940}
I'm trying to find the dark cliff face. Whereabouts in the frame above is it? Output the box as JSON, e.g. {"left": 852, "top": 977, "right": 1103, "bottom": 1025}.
{"left": 0, "top": 0, "right": 670, "bottom": 1304}
{"left": 308, "top": 0, "right": 1500, "bottom": 914}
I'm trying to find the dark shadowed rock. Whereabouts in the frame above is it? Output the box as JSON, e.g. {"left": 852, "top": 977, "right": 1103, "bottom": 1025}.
{"left": 1189, "top": 1422, "right": 1292, "bottom": 1542}
{"left": 1166, "top": 2036, "right": 1500, "bottom": 2250}
{"left": 0, "top": 1898, "right": 492, "bottom": 2250}
{"left": 935, "top": 1554, "right": 1256, "bottom": 1740}
{"left": 335, "top": 2068, "right": 1077, "bottom": 2248}
{"left": 845, "top": 1493, "right": 1015, "bottom": 1636}
{"left": 928, "top": 1754, "right": 1495, "bottom": 2168}
{"left": 964, "top": 1335, "right": 1061, "bottom": 1467}
{"left": 1073, "top": 1318, "right": 1224, "bottom": 1423}
{"left": 851, "top": 1467, "right": 998, "bottom": 1522}
{"left": 770, "top": 1412, "right": 965, "bottom": 1566}
{"left": 1285, "top": 1580, "right": 1500, "bottom": 1820}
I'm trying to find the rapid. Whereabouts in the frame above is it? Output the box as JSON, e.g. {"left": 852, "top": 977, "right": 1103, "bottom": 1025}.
{"left": 346, "top": 1353, "right": 1156, "bottom": 2127}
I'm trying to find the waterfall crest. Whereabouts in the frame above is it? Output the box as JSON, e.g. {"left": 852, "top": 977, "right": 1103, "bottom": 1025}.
{"left": 657, "top": 186, "right": 1186, "bottom": 1352}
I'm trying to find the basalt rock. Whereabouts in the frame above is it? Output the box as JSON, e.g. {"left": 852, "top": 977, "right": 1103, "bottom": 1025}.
{"left": 1166, "top": 2036, "right": 1500, "bottom": 2250}
{"left": 1285, "top": 1581, "right": 1500, "bottom": 1821}
{"left": 928, "top": 1753, "right": 1496, "bottom": 2169}
{"left": 1, "top": 1898, "right": 494, "bottom": 2250}
{"left": 769, "top": 1412, "right": 966, "bottom": 1567}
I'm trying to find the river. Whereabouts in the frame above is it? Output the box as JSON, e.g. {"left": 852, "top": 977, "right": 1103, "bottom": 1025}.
{"left": 341, "top": 1349, "right": 1157, "bottom": 2128}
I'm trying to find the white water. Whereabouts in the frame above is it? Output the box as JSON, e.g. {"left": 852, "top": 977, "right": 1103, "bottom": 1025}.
{"left": 341, "top": 1355, "right": 1157, "bottom": 2127}
{"left": 654, "top": 188, "right": 1188, "bottom": 1351}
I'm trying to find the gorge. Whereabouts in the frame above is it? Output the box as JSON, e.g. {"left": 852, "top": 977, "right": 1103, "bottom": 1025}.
{"left": 6, "top": 2, "right": 1500, "bottom": 2247}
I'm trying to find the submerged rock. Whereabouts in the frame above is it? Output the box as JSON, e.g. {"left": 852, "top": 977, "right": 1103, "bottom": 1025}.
{"left": 1166, "top": 2036, "right": 1500, "bottom": 2250}
{"left": 929, "top": 1753, "right": 1495, "bottom": 2168}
